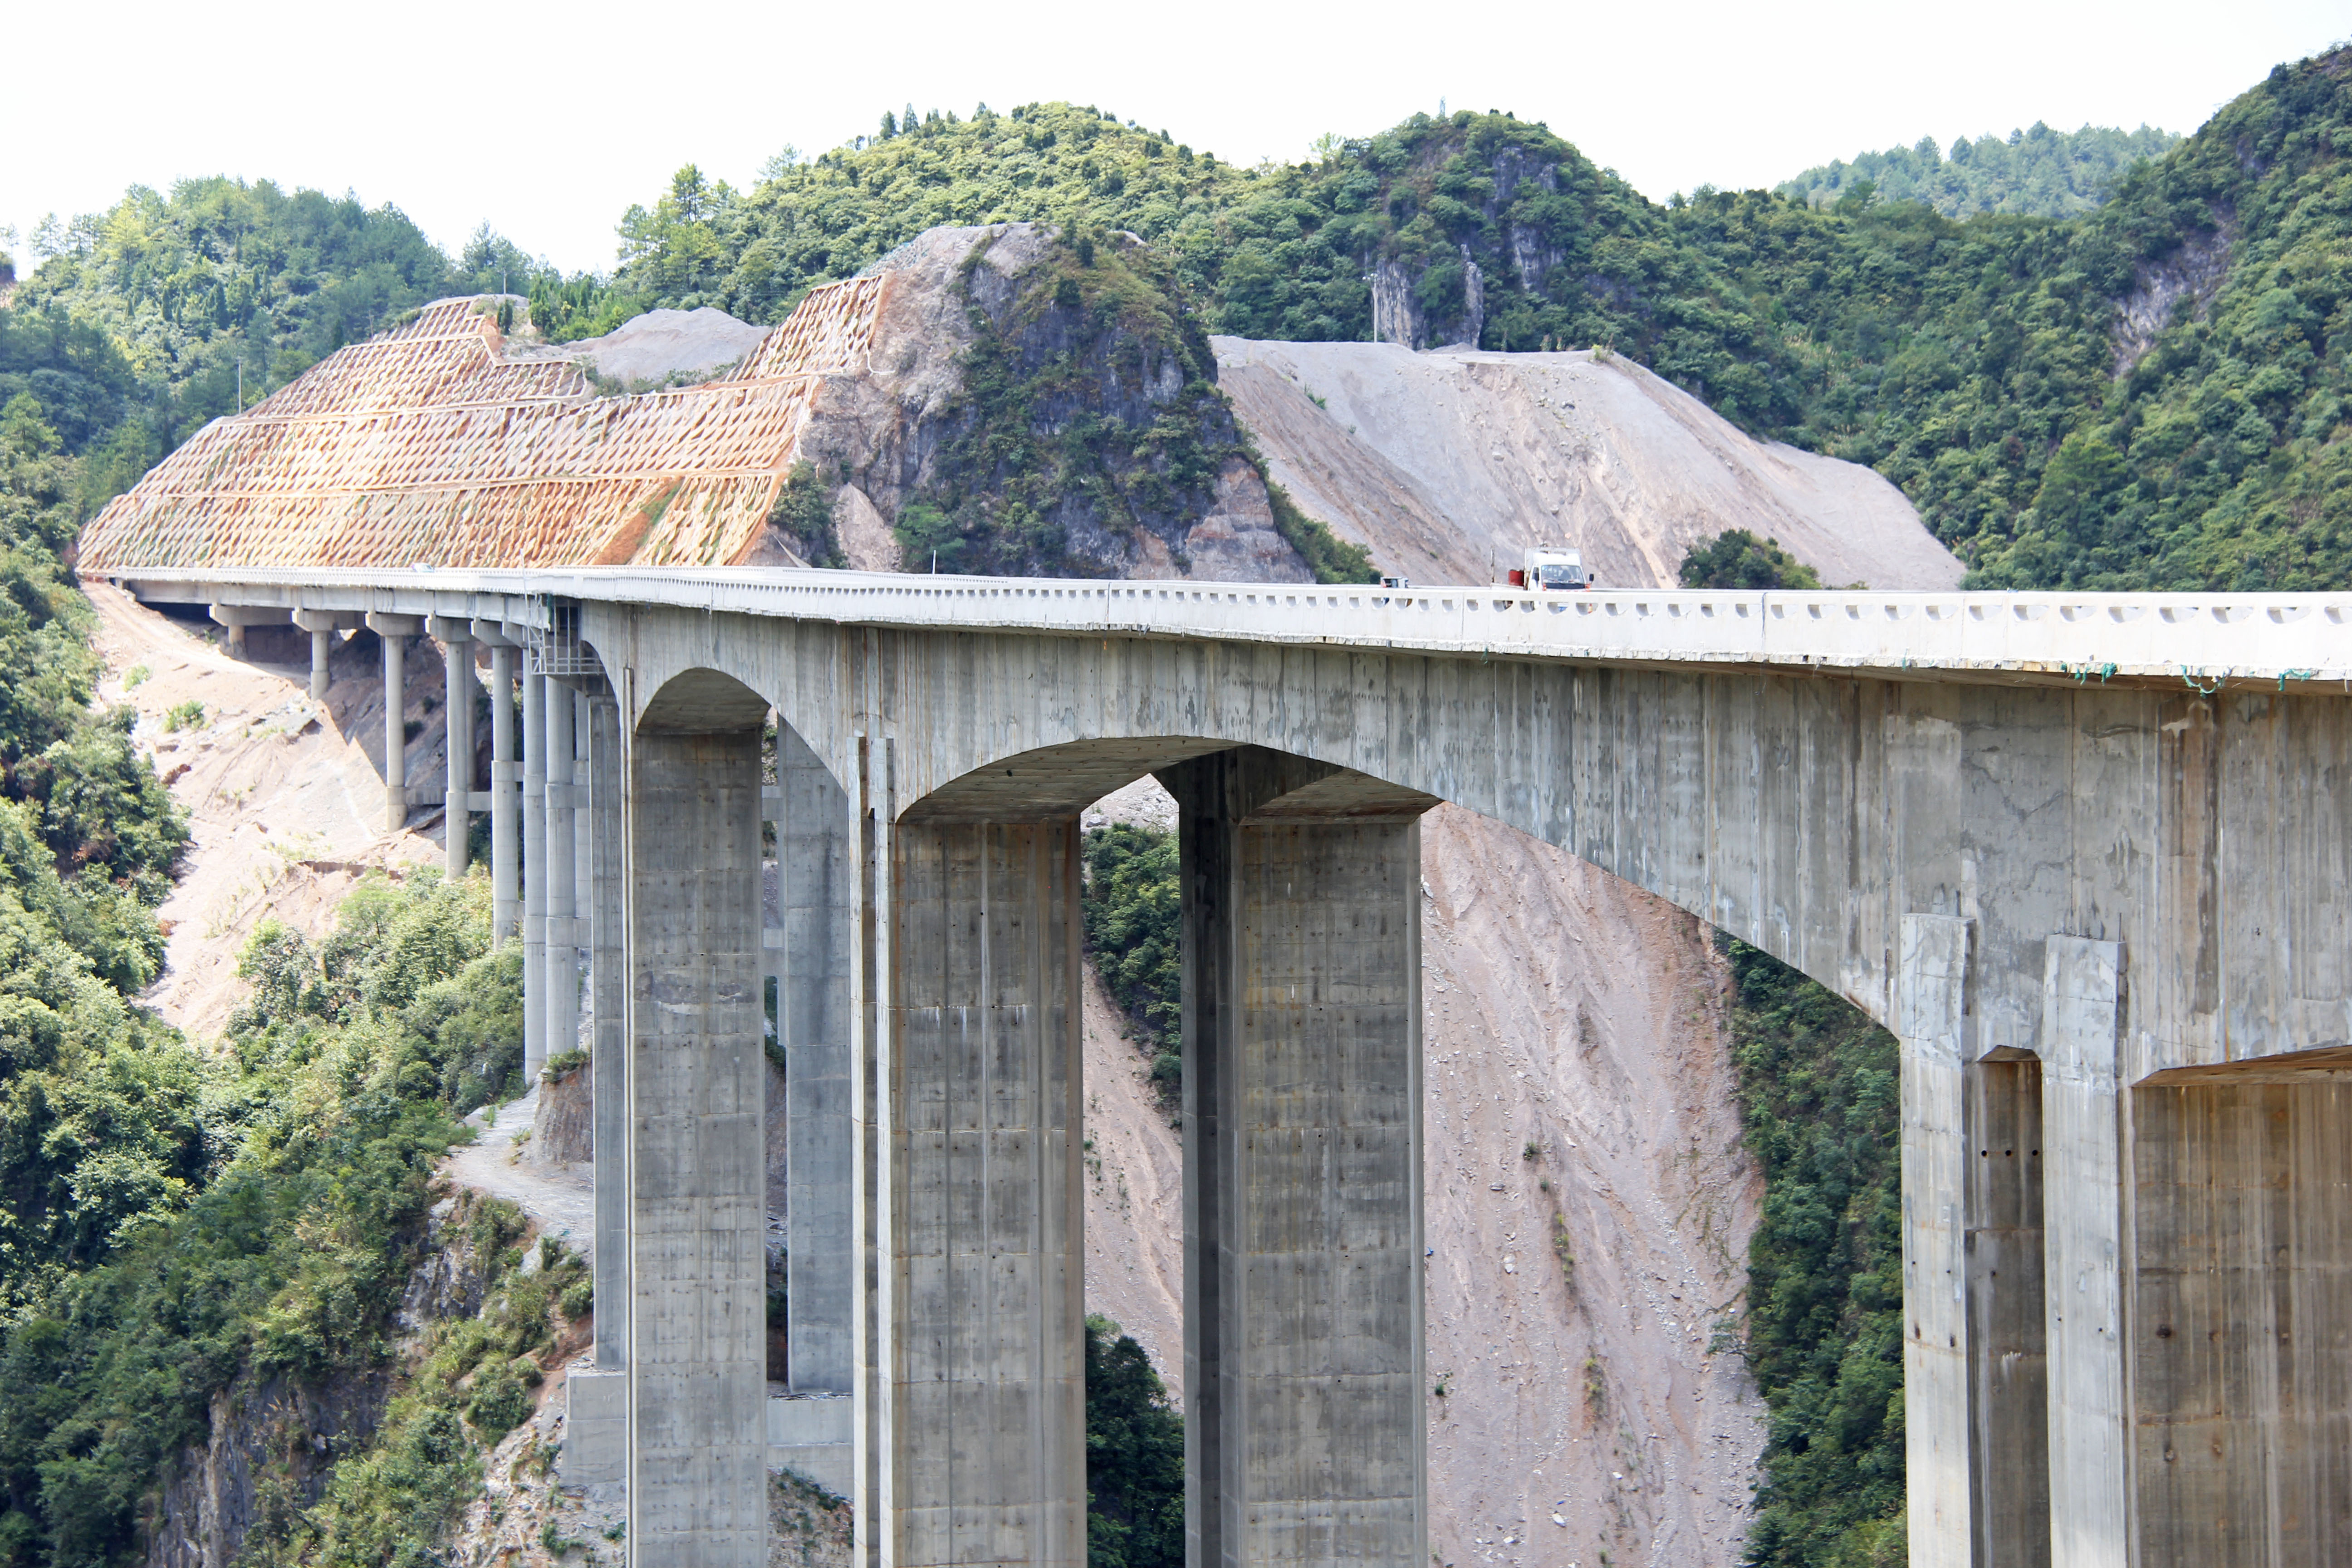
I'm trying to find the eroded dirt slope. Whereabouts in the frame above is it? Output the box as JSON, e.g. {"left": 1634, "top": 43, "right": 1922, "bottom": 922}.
{"left": 1219, "top": 336, "right": 1962, "bottom": 592}
{"left": 84, "top": 585, "right": 446, "bottom": 1034}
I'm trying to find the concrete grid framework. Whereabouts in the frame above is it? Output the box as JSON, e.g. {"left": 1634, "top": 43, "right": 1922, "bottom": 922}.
{"left": 122, "top": 568, "right": 2352, "bottom": 1568}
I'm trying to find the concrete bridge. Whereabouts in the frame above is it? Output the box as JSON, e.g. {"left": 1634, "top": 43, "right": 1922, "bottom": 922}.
{"left": 106, "top": 566, "right": 2352, "bottom": 1568}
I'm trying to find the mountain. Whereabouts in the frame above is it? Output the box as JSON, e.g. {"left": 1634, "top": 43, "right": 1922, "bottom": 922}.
{"left": 601, "top": 48, "right": 2352, "bottom": 590}
{"left": 1776, "top": 122, "right": 2181, "bottom": 219}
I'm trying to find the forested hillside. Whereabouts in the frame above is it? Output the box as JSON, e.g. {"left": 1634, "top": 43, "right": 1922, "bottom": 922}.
{"left": 1777, "top": 123, "right": 2181, "bottom": 218}
{"left": 2, "top": 180, "right": 535, "bottom": 517}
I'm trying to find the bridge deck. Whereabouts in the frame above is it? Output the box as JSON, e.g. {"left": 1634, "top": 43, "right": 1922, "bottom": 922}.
{"left": 102, "top": 565, "right": 2352, "bottom": 691}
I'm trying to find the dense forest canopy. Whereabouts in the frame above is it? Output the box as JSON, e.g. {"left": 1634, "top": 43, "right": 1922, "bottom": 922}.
{"left": 1776, "top": 122, "right": 2182, "bottom": 219}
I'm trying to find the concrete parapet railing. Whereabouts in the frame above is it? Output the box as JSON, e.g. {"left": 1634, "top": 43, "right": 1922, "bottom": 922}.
{"left": 100, "top": 566, "right": 2352, "bottom": 689}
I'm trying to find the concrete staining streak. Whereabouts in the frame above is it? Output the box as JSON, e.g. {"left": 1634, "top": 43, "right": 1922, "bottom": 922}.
{"left": 1216, "top": 336, "right": 1963, "bottom": 595}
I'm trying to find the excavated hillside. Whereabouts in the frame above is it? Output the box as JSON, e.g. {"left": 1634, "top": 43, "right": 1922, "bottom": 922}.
{"left": 798, "top": 223, "right": 1319, "bottom": 581}
{"left": 1217, "top": 336, "right": 1963, "bottom": 593}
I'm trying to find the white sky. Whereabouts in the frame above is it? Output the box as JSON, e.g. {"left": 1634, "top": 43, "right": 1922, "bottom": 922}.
{"left": 6, "top": 0, "right": 2347, "bottom": 279}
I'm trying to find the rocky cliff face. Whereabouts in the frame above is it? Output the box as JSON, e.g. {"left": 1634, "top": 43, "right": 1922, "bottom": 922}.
{"left": 141, "top": 1193, "right": 516, "bottom": 1568}
{"left": 792, "top": 224, "right": 1315, "bottom": 581}
{"left": 144, "top": 1372, "right": 389, "bottom": 1568}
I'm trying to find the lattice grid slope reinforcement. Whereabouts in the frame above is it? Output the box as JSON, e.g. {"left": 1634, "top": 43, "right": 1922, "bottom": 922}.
{"left": 75, "top": 276, "right": 887, "bottom": 573}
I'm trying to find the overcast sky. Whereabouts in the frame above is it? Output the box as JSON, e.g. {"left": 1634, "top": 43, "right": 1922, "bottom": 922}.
{"left": 7, "top": 0, "right": 2347, "bottom": 279}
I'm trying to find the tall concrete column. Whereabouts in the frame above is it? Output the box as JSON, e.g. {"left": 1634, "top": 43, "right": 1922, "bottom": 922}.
{"left": 629, "top": 683, "right": 769, "bottom": 1563}
{"left": 589, "top": 687, "right": 629, "bottom": 1371}
{"left": 1164, "top": 748, "right": 1437, "bottom": 1568}
{"left": 475, "top": 629, "right": 520, "bottom": 944}
{"left": 367, "top": 613, "right": 422, "bottom": 833}
{"left": 576, "top": 688, "right": 594, "bottom": 957}
{"left": 431, "top": 621, "right": 475, "bottom": 880}
{"left": 886, "top": 815, "right": 1087, "bottom": 1568}
{"left": 546, "top": 680, "right": 579, "bottom": 1064}
{"left": 2130, "top": 1059, "right": 2352, "bottom": 1565}
{"left": 778, "top": 723, "right": 855, "bottom": 1392}
{"left": 2042, "top": 937, "right": 2127, "bottom": 1568}
{"left": 1900, "top": 914, "right": 1975, "bottom": 1568}
{"left": 523, "top": 665, "right": 548, "bottom": 1079}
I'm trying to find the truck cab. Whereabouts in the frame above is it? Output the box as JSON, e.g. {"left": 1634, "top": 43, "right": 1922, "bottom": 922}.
{"left": 1516, "top": 547, "right": 1592, "bottom": 590}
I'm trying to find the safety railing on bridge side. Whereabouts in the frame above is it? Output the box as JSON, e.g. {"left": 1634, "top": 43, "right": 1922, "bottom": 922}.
{"left": 95, "top": 565, "right": 2352, "bottom": 690}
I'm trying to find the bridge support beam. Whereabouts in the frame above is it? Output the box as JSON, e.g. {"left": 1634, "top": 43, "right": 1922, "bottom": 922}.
{"left": 472, "top": 622, "right": 522, "bottom": 944}
{"left": 522, "top": 666, "right": 547, "bottom": 1079}
{"left": 883, "top": 817, "right": 1088, "bottom": 1568}
{"left": 545, "top": 677, "right": 579, "bottom": 1065}
{"left": 777, "top": 723, "right": 856, "bottom": 1393}
{"left": 1165, "top": 748, "right": 1435, "bottom": 1568}
{"left": 628, "top": 715, "right": 769, "bottom": 1562}
{"left": 2129, "top": 1055, "right": 2352, "bottom": 1565}
{"left": 590, "top": 686, "right": 629, "bottom": 1372}
{"left": 366, "top": 613, "right": 421, "bottom": 833}
{"left": 431, "top": 620, "right": 475, "bottom": 880}
{"left": 2042, "top": 937, "right": 2126, "bottom": 1568}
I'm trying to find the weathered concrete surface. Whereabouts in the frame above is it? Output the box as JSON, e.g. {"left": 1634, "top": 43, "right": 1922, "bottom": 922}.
{"left": 545, "top": 675, "right": 579, "bottom": 1071}
{"left": 777, "top": 724, "right": 856, "bottom": 1393}
{"left": 886, "top": 820, "right": 1087, "bottom": 1568}
{"left": 2131, "top": 1071, "right": 2352, "bottom": 1564}
{"left": 1967, "top": 1055, "right": 2048, "bottom": 1568}
{"left": 1166, "top": 749, "right": 1433, "bottom": 1568}
{"left": 523, "top": 667, "right": 548, "bottom": 1079}
{"left": 629, "top": 696, "right": 769, "bottom": 1565}
{"left": 589, "top": 691, "right": 630, "bottom": 1373}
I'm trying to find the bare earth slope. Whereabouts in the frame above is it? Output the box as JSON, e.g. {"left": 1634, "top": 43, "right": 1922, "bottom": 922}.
{"left": 83, "top": 586, "right": 442, "bottom": 1036}
{"left": 1218, "top": 337, "right": 1963, "bottom": 592}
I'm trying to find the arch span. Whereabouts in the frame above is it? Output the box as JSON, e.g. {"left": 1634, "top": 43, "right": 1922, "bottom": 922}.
{"left": 899, "top": 737, "right": 1442, "bottom": 824}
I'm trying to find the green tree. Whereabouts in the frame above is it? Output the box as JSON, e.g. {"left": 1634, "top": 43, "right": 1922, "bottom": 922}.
{"left": 1677, "top": 529, "right": 1824, "bottom": 590}
{"left": 1085, "top": 1317, "right": 1183, "bottom": 1568}
{"left": 1726, "top": 939, "right": 1905, "bottom": 1568}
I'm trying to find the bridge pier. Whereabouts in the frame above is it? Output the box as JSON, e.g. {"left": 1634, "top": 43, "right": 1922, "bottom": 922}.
{"left": 430, "top": 619, "right": 475, "bottom": 880}
{"left": 775, "top": 722, "right": 857, "bottom": 1395}
{"left": 627, "top": 692, "right": 771, "bottom": 1562}
{"left": 522, "top": 665, "right": 548, "bottom": 1078}
{"left": 2043, "top": 938, "right": 2127, "bottom": 1568}
{"left": 881, "top": 816, "right": 1089, "bottom": 1568}
{"left": 477, "top": 627, "right": 520, "bottom": 944}
{"left": 545, "top": 676, "right": 580, "bottom": 1065}
{"left": 366, "top": 612, "right": 421, "bottom": 832}
{"left": 589, "top": 686, "right": 629, "bottom": 1372}
{"left": 1166, "top": 749, "right": 1437, "bottom": 1568}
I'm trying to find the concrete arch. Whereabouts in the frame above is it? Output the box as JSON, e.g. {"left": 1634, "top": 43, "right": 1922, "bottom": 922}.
{"left": 898, "top": 736, "right": 1443, "bottom": 824}
{"left": 637, "top": 665, "right": 770, "bottom": 733}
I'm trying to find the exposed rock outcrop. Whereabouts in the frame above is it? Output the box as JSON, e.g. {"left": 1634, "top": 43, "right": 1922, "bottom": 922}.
{"left": 145, "top": 1372, "right": 389, "bottom": 1568}
{"left": 790, "top": 223, "right": 1314, "bottom": 580}
{"left": 530, "top": 1061, "right": 594, "bottom": 1165}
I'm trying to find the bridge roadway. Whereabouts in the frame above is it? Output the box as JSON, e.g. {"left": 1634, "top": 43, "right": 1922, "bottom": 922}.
{"left": 111, "top": 566, "right": 2352, "bottom": 1568}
